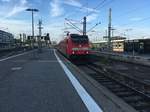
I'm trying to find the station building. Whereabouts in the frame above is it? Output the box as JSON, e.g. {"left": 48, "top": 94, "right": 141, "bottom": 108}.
{"left": 0, "top": 30, "right": 14, "bottom": 49}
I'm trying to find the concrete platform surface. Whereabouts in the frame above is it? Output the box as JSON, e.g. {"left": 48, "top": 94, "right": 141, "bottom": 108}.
{"left": 0, "top": 48, "right": 89, "bottom": 112}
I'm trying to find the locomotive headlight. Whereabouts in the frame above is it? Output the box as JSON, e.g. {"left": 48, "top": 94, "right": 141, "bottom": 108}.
{"left": 86, "top": 51, "right": 89, "bottom": 54}
{"left": 72, "top": 51, "right": 75, "bottom": 54}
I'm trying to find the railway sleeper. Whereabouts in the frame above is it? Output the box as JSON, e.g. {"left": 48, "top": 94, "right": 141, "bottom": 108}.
{"left": 91, "top": 76, "right": 106, "bottom": 79}
{"left": 91, "top": 74, "right": 105, "bottom": 78}
{"left": 134, "top": 101, "right": 150, "bottom": 107}
{"left": 124, "top": 96, "right": 150, "bottom": 104}
{"left": 96, "top": 78, "right": 111, "bottom": 81}
{"left": 99, "top": 81, "right": 114, "bottom": 85}
{"left": 107, "top": 79, "right": 148, "bottom": 96}
{"left": 145, "top": 91, "right": 150, "bottom": 95}
{"left": 105, "top": 83, "right": 122, "bottom": 87}
{"left": 123, "top": 95, "right": 143, "bottom": 102}
{"left": 115, "top": 91, "right": 136, "bottom": 97}
{"left": 95, "top": 78, "right": 108, "bottom": 81}
{"left": 89, "top": 73, "right": 103, "bottom": 76}
{"left": 97, "top": 78, "right": 112, "bottom": 82}
{"left": 132, "top": 103, "right": 150, "bottom": 112}
{"left": 101, "top": 82, "right": 122, "bottom": 87}
{"left": 140, "top": 108, "right": 150, "bottom": 112}
{"left": 111, "top": 88, "right": 129, "bottom": 92}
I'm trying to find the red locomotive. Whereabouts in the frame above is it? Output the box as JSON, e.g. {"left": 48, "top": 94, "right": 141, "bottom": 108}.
{"left": 58, "top": 33, "right": 90, "bottom": 58}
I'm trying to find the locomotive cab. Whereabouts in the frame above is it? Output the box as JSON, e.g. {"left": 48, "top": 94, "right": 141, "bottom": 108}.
{"left": 67, "top": 34, "right": 90, "bottom": 57}
{"left": 58, "top": 33, "right": 90, "bottom": 58}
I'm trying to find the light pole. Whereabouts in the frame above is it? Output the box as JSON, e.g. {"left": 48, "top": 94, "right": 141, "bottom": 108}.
{"left": 125, "top": 28, "right": 132, "bottom": 40}
{"left": 26, "top": 8, "right": 39, "bottom": 48}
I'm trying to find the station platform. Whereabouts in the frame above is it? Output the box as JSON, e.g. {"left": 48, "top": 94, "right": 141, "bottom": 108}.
{"left": 0, "top": 48, "right": 137, "bottom": 112}
{"left": 93, "top": 50, "right": 150, "bottom": 66}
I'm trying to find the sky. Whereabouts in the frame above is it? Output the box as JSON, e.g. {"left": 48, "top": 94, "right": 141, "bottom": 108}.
{"left": 0, "top": 0, "right": 150, "bottom": 42}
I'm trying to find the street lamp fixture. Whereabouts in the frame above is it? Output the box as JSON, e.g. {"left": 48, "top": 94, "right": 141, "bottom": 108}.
{"left": 26, "top": 8, "right": 39, "bottom": 12}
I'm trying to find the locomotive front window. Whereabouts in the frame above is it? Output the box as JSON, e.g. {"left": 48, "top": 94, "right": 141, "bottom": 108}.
{"left": 71, "top": 35, "right": 89, "bottom": 43}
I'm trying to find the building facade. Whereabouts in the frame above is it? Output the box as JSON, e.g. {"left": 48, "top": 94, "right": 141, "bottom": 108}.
{"left": 0, "top": 30, "right": 14, "bottom": 49}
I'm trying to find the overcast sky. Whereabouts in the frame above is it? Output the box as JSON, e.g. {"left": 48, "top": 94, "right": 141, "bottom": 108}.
{"left": 0, "top": 0, "right": 150, "bottom": 42}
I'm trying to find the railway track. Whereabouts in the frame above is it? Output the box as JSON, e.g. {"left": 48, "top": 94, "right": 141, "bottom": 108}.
{"left": 75, "top": 62, "right": 150, "bottom": 112}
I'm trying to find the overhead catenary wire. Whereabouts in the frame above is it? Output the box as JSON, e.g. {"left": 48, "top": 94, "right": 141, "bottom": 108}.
{"left": 114, "top": 3, "right": 149, "bottom": 21}
{"left": 82, "top": 0, "right": 114, "bottom": 20}
{"left": 66, "top": 23, "right": 82, "bottom": 33}
{"left": 85, "top": 0, "right": 108, "bottom": 17}
{"left": 97, "top": 0, "right": 115, "bottom": 10}
{"left": 65, "top": 0, "right": 108, "bottom": 20}
{"left": 63, "top": 18, "right": 82, "bottom": 35}
{"left": 78, "top": 0, "right": 114, "bottom": 27}
{"left": 64, "top": 0, "right": 115, "bottom": 35}
{"left": 86, "top": 22, "right": 101, "bottom": 33}
{"left": 64, "top": 2, "right": 90, "bottom": 19}
{"left": 65, "top": 18, "right": 82, "bottom": 32}
{"left": 120, "top": 16, "right": 150, "bottom": 26}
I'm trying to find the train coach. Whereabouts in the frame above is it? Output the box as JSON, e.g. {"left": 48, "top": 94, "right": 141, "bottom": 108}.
{"left": 57, "top": 33, "right": 90, "bottom": 58}
{"left": 124, "top": 39, "right": 150, "bottom": 54}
